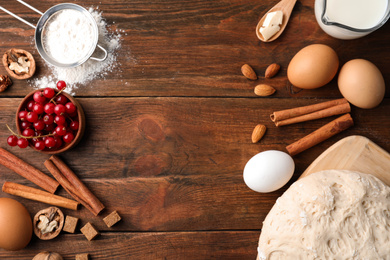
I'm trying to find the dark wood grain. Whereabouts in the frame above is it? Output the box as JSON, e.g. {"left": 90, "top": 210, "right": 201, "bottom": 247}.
{"left": 0, "top": 0, "right": 390, "bottom": 259}
{"left": 0, "top": 0, "right": 389, "bottom": 97}
{"left": 0, "top": 231, "right": 259, "bottom": 259}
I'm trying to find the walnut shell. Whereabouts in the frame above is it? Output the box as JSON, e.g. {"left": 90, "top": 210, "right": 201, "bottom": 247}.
{"left": 33, "top": 207, "right": 64, "bottom": 240}
{"left": 0, "top": 75, "right": 12, "bottom": 92}
{"left": 2, "top": 48, "right": 36, "bottom": 79}
{"left": 32, "top": 251, "right": 63, "bottom": 260}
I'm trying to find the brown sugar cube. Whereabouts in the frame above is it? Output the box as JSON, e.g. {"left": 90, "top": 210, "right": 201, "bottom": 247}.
{"left": 103, "top": 210, "right": 121, "bottom": 228}
{"left": 63, "top": 215, "right": 79, "bottom": 233}
{"left": 80, "top": 222, "right": 99, "bottom": 241}
{"left": 75, "top": 253, "right": 89, "bottom": 260}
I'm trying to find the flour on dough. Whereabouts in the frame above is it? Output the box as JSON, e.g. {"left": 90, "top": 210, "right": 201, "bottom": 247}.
{"left": 257, "top": 170, "right": 390, "bottom": 260}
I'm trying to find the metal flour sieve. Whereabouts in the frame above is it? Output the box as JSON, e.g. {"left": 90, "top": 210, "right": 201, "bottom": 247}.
{"left": 0, "top": 0, "right": 108, "bottom": 68}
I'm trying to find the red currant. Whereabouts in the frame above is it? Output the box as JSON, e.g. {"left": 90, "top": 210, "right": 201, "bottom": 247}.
{"left": 33, "top": 103, "right": 44, "bottom": 114}
{"left": 53, "top": 136, "right": 63, "bottom": 148}
{"left": 33, "top": 119, "right": 45, "bottom": 131}
{"left": 54, "top": 115, "right": 66, "bottom": 125}
{"left": 70, "top": 121, "right": 79, "bottom": 131}
{"left": 33, "top": 91, "right": 46, "bottom": 103}
{"left": 33, "top": 131, "right": 43, "bottom": 138}
{"left": 26, "top": 100, "right": 36, "bottom": 111}
{"left": 45, "top": 124, "right": 55, "bottom": 132}
{"left": 31, "top": 137, "right": 39, "bottom": 145}
{"left": 68, "top": 111, "right": 78, "bottom": 118}
{"left": 43, "top": 114, "right": 54, "bottom": 125}
{"left": 54, "top": 104, "right": 66, "bottom": 115}
{"left": 43, "top": 87, "right": 55, "bottom": 99}
{"left": 21, "top": 121, "right": 31, "bottom": 130}
{"left": 63, "top": 132, "right": 74, "bottom": 143}
{"left": 57, "top": 80, "right": 66, "bottom": 91}
{"left": 34, "top": 140, "right": 46, "bottom": 150}
{"left": 45, "top": 137, "right": 56, "bottom": 148}
{"left": 26, "top": 112, "right": 38, "bottom": 123}
{"left": 7, "top": 135, "right": 18, "bottom": 146}
{"left": 22, "top": 128, "right": 35, "bottom": 137}
{"left": 65, "top": 102, "right": 76, "bottom": 114}
{"left": 19, "top": 110, "right": 28, "bottom": 121}
{"left": 55, "top": 94, "right": 68, "bottom": 105}
{"left": 17, "top": 138, "right": 29, "bottom": 148}
{"left": 44, "top": 103, "right": 55, "bottom": 114}
{"left": 55, "top": 125, "right": 67, "bottom": 136}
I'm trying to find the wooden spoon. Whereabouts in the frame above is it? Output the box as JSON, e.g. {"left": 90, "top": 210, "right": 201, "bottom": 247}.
{"left": 256, "top": 0, "right": 298, "bottom": 42}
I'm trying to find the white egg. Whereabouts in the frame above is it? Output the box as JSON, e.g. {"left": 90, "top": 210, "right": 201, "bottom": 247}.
{"left": 243, "top": 150, "right": 295, "bottom": 193}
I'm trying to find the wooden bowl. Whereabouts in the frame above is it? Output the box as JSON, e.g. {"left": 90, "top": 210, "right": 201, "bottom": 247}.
{"left": 16, "top": 89, "right": 85, "bottom": 154}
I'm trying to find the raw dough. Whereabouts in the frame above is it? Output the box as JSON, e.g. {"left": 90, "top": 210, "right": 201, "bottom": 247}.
{"left": 257, "top": 170, "right": 390, "bottom": 260}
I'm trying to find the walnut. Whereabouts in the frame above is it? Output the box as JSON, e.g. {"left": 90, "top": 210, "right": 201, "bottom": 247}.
{"left": 2, "top": 48, "right": 36, "bottom": 79}
{"left": 0, "top": 75, "right": 12, "bottom": 92}
{"left": 33, "top": 207, "right": 64, "bottom": 240}
{"left": 32, "top": 251, "right": 63, "bottom": 260}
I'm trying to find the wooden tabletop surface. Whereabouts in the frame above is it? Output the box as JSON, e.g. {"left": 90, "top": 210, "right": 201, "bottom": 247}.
{"left": 0, "top": 0, "right": 389, "bottom": 259}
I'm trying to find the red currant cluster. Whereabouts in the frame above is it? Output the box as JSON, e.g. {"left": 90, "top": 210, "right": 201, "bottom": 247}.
{"left": 7, "top": 81, "right": 80, "bottom": 150}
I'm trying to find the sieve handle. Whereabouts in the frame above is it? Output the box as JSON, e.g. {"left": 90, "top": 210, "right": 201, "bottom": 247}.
{"left": 16, "top": 0, "right": 43, "bottom": 15}
{"left": 0, "top": 0, "right": 44, "bottom": 29}
{"left": 0, "top": 6, "right": 36, "bottom": 29}
{"left": 90, "top": 44, "right": 108, "bottom": 62}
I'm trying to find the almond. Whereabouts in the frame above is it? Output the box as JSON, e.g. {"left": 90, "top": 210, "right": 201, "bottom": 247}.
{"left": 251, "top": 124, "right": 266, "bottom": 143}
{"left": 254, "top": 84, "right": 276, "bottom": 96}
{"left": 241, "top": 64, "right": 257, "bottom": 80}
{"left": 265, "top": 63, "right": 280, "bottom": 78}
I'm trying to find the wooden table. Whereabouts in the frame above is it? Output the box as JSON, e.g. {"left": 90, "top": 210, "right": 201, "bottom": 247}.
{"left": 0, "top": 0, "right": 389, "bottom": 259}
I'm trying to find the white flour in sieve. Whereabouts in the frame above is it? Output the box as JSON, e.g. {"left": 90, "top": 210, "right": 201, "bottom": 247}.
{"left": 43, "top": 9, "right": 95, "bottom": 64}
{"left": 30, "top": 7, "right": 123, "bottom": 95}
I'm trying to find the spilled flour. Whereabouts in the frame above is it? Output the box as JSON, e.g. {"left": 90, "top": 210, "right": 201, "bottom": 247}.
{"left": 30, "top": 7, "right": 122, "bottom": 95}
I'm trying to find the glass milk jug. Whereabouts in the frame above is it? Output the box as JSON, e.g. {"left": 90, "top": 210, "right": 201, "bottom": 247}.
{"left": 314, "top": 0, "right": 390, "bottom": 39}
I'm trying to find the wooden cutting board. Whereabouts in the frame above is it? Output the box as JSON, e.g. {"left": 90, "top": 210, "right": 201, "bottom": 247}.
{"left": 300, "top": 135, "right": 390, "bottom": 186}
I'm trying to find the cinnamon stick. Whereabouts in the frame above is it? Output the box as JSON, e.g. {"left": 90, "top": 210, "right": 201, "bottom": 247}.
{"left": 2, "top": 182, "right": 79, "bottom": 210}
{"left": 47, "top": 156, "right": 105, "bottom": 216}
{"left": 44, "top": 159, "right": 98, "bottom": 215}
{"left": 286, "top": 113, "right": 354, "bottom": 156}
{"left": 271, "top": 98, "right": 349, "bottom": 126}
{"left": 275, "top": 102, "right": 351, "bottom": 127}
{"left": 0, "top": 148, "right": 59, "bottom": 193}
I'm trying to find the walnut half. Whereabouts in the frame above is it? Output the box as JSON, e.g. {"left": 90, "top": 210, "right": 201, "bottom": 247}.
{"left": 32, "top": 252, "right": 63, "bottom": 260}
{"left": 33, "top": 207, "right": 64, "bottom": 240}
{"left": 2, "top": 48, "right": 36, "bottom": 79}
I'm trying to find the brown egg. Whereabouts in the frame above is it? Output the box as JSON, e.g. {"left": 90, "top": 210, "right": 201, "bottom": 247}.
{"left": 338, "top": 59, "right": 385, "bottom": 109}
{"left": 287, "top": 44, "right": 339, "bottom": 89}
{"left": 0, "top": 198, "right": 32, "bottom": 251}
